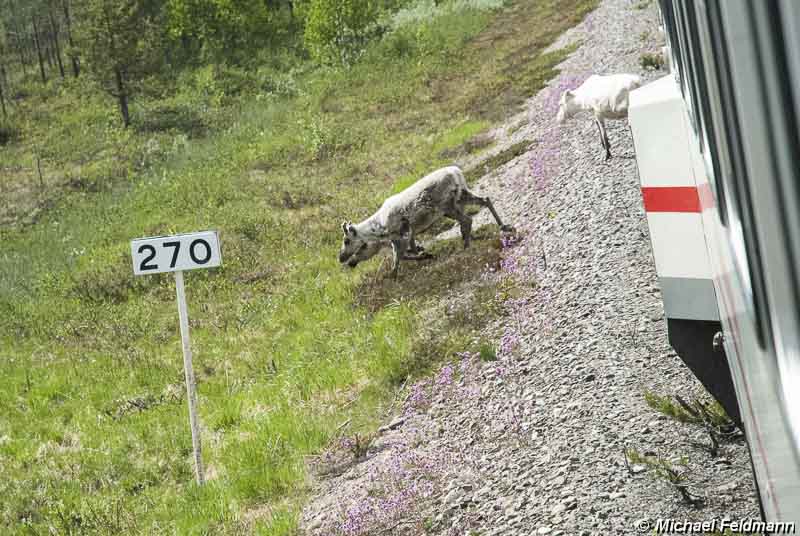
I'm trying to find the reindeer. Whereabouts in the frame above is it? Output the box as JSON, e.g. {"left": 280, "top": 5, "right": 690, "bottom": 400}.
{"left": 556, "top": 74, "right": 642, "bottom": 161}
{"left": 338, "top": 166, "right": 513, "bottom": 277}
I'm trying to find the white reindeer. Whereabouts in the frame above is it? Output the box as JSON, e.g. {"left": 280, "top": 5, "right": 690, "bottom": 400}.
{"left": 556, "top": 74, "right": 642, "bottom": 161}
{"left": 338, "top": 166, "right": 513, "bottom": 277}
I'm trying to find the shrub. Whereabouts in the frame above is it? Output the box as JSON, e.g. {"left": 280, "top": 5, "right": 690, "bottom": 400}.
{"left": 304, "top": 0, "right": 382, "bottom": 65}
{"left": 380, "top": 27, "right": 418, "bottom": 59}
{"left": 0, "top": 120, "right": 20, "bottom": 146}
{"left": 135, "top": 104, "right": 207, "bottom": 137}
{"left": 386, "top": 0, "right": 503, "bottom": 31}
{"left": 255, "top": 68, "right": 301, "bottom": 99}
{"left": 640, "top": 51, "right": 665, "bottom": 70}
{"left": 374, "top": 0, "right": 504, "bottom": 63}
{"left": 296, "top": 112, "right": 363, "bottom": 160}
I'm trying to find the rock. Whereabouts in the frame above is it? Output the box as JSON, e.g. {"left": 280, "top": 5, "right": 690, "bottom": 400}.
{"left": 631, "top": 464, "right": 647, "bottom": 474}
{"left": 538, "top": 527, "right": 553, "bottom": 535}
{"left": 715, "top": 482, "right": 738, "bottom": 494}
{"left": 561, "top": 496, "right": 577, "bottom": 510}
{"left": 444, "top": 489, "right": 463, "bottom": 507}
{"left": 308, "top": 515, "right": 324, "bottom": 530}
{"left": 378, "top": 416, "right": 405, "bottom": 433}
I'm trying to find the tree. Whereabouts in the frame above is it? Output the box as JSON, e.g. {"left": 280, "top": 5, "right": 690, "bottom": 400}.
{"left": 303, "top": 0, "right": 379, "bottom": 65}
{"left": 0, "top": 70, "right": 6, "bottom": 117}
{"left": 61, "top": 0, "right": 80, "bottom": 77}
{"left": 165, "top": 0, "right": 288, "bottom": 63}
{"left": 31, "top": 13, "right": 47, "bottom": 83}
{"left": 47, "top": 3, "right": 65, "bottom": 78}
{"left": 76, "top": 0, "right": 166, "bottom": 127}
{"left": 0, "top": 0, "right": 59, "bottom": 81}
{"left": 0, "top": 31, "right": 7, "bottom": 117}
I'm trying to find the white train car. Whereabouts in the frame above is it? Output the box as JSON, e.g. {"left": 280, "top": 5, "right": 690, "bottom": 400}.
{"left": 628, "top": 0, "right": 800, "bottom": 521}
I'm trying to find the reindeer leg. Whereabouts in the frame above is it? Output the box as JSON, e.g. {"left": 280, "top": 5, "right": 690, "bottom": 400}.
{"left": 402, "top": 251, "right": 433, "bottom": 260}
{"left": 402, "top": 240, "right": 434, "bottom": 260}
{"left": 594, "top": 117, "right": 609, "bottom": 161}
{"left": 391, "top": 240, "right": 407, "bottom": 279}
{"left": 390, "top": 223, "right": 430, "bottom": 261}
{"left": 459, "top": 191, "right": 514, "bottom": 234}
{"left": 443, "top": 204, "right": 473, "bottom": 249}
{"left": 599, "top": 118, "right": 612, "bottom": 161}
{"left": 406, "top": 225, "right": 426, "bottom": 255}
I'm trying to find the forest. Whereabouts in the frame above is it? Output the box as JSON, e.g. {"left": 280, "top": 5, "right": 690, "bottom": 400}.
{"left": 0, "top": 0, "right": 417, "bottom": 127}
{"left": 0, "top": 0, "right": 594, "bottom": 533}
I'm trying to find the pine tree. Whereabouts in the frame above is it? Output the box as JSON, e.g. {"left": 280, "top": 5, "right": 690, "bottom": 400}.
{"left": 75, "top": 0, "right": 165, "bottom": 127}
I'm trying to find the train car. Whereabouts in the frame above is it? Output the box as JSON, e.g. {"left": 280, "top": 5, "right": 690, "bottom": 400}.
{"left": 628, "top": 0, "right": 800, "bottom": 522}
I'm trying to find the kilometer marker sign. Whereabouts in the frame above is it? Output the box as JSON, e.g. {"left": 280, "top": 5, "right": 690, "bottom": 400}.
{"left": 131, "top": 231, "right": 222, "bottom": 485}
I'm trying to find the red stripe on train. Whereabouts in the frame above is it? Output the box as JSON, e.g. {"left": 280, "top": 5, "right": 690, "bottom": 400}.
{"left": 696, "top": 182, "right": 715, "bottom": 211}
{"left": 641, "top": 186, "right": 701, "bottom": 213}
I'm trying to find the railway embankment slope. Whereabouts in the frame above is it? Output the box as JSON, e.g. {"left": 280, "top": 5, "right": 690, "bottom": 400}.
{"left": 301, "top": 1, "right": 761, "bottom": 534}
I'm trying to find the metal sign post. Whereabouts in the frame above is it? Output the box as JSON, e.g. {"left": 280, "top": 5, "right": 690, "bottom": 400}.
{"left": 131, "top": 231, "right": 222, "bottom": 486}
{"left": 175, "top": 270, "right": 204, "bottom": 485}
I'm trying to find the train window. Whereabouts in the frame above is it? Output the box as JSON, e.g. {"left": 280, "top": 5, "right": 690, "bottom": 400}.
{"left": 673, "top": 3, "right": 698, "bottom": 128}
{"left": 660, "top": 1, "right": 722, "bottom": 214}
{"left": 693, "top": 0, "right": 728, "bottom": 226}
{"left": 705, "top": 2, "right": 772, "bottom": 348}
{"left": 765, "top": 1, "right": 800, "bottom": 443}
{"left": 658, "top": 0, "right": 683, "bottom": 86}
{"left": 777, "top": 2, "right": 800, "bottom": 287}
{"left": 681, "top": 1, "right": 714, "bottom": 155}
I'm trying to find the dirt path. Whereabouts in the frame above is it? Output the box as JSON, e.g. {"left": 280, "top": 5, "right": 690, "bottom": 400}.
{"left": 300, "top": 1, "right": 760, "bottom": 534}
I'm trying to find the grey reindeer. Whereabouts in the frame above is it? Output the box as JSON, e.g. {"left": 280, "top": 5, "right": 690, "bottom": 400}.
{"left": 338, "top": 166, "right": 513, "bottom": 277}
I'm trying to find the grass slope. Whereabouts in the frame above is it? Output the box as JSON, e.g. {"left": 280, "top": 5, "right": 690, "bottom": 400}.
{"left": 0, "top": 1, "right": 596, "bottom": 533}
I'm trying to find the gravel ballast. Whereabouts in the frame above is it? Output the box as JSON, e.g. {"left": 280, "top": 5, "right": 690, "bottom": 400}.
{"left": 300, "top": 1, "right": 761, "bottom": 534}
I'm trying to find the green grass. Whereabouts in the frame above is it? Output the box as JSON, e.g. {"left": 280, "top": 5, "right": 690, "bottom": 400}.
{"left": 643, "top": 391, "right": 733, "bottom": 428}
{"left": 0, "top": 0, "right": 597, "bottom": 533}
{"left": 464, "top": 139, "right": 532, "bottom": 183}
{"left": 640, "top": 51, "right": 665, "bottom": 70}
{"left": 391, "top": 118, "right": 491, "bottom": 194}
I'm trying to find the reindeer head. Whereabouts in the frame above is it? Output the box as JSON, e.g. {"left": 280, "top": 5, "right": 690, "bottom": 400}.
{"left": 556, "top": 90, "right": 577, "bottom": 124}
{"left": 338, "top": 221, "right": 382, "bottom": 268}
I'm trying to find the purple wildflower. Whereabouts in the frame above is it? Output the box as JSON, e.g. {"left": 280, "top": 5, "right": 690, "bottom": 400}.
{"left": 435, "top": 364, "right": 455, "bottom": 388}
{"left": 499, "top": 327, "right": 520, "bottom": 357}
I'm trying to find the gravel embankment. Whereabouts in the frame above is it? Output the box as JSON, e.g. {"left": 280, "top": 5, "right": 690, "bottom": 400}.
{"left": 301, "top": 1, "right": 760, "bottom": 534}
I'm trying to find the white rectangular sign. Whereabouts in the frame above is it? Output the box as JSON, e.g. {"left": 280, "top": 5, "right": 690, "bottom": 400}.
{"left": 131, "top": 231, "right": 221, "bottom": 275}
